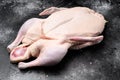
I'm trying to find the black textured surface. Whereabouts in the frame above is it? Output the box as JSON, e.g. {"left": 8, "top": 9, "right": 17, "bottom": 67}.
{"left": 0, "top": 0, "right": 120, "bottom": 80}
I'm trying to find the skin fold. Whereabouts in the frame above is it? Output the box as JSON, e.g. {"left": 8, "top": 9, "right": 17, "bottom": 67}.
{"left": 7, "top": 7, "right": 106, "bottom": 69}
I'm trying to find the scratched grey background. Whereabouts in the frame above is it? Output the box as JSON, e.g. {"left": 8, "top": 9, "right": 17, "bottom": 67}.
{"left": 0, "top": 0, "right": 120, "bottom": 80}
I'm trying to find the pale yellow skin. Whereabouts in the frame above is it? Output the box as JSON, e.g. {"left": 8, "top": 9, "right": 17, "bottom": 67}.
{"left": 7, "top": 7, "right": 106, "bottom": 69}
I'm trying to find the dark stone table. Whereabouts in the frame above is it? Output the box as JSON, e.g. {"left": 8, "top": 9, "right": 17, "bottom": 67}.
{"left": 0, "top": 0, "right": 120, "bottom": 80}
